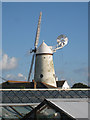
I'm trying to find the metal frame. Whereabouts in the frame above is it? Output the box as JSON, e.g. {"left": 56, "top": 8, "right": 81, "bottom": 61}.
{"left": 1, "top": 104, "right": 34, "bottom": 120}
{"left": 0, "top": 88, "right": 89, "bottom": 91}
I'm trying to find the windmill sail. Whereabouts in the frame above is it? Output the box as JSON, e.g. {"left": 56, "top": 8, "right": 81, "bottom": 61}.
{"left": 28, "top": 12, "right": 42, "bottom": 82}
{"left": 28, "top": 54, "right": 35, "bottom": 82}
{"left": 34, "top": 12, "right": 42, "bottom": 48}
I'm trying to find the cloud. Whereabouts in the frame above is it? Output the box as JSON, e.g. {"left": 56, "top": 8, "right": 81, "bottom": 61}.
{"left": 17, "top": 73, "right": 27, "bottom": 80}
{"left": 6, "top": 74, "right": 15, "bottom": 80}
{"left": 6, "top": 73, "right": 27, "bottom": 80}
{"left": 18, "top": 73, "right": 24, "bottom": 77}
{"left": 0, "top": 53, "right": 18, "bottom": 70}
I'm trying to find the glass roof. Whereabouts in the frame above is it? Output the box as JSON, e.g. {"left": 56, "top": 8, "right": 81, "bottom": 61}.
{"left": 1, "top": 105, "right": 33, "bottom": 119}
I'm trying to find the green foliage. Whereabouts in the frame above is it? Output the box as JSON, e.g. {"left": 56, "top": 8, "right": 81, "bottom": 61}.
{"left": 72, "top": 83, "right": 89, "bottom": 88}
{"left": 20, "top": 86, "right": 26, "bottom": 89}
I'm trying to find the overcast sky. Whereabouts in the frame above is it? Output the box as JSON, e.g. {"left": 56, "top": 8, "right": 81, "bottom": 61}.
{"left": 1, "top": 2, "right": 88, "bottom": 86}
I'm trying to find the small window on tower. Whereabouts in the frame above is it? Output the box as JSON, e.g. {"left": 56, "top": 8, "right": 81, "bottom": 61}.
{"left": 40, "top": 74, "right": 43, "bottom": 78}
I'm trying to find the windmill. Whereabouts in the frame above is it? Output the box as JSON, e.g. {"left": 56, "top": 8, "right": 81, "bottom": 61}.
{"left": 28, "top": 12, "right": 68, "bottom": 88}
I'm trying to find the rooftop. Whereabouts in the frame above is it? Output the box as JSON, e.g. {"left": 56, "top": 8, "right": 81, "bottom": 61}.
{"left": 47, "top": 98, "right": 88, "bottom": 119}
{"left": 0, "top": 80, "right": 68, "bottom": 89}
{"left": 21, "top": 98, "right": 89, "bottom": 120}
{"left": 1, "top": 89, "right": 89, "bottom": 103}
{"left": 36, "top": 41, "right": 53, "bottom": 54}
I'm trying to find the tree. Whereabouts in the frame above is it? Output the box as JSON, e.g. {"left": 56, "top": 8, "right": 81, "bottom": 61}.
{"left": 72, "top": 83, "right": 89, "bottom": 88}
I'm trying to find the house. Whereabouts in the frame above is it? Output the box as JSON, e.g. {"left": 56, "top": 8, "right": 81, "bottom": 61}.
{"left": 1, "top": 80, "right": 70, "bottom": 89}
{"left": 56, "top": 80, "right": 70, "bottom": 89}
{"left": 21, "top": 98, "right": 88, "bottom": 120}
{"left": 21, "top": 99, "right": 76, "bottom": 120}
{"left": 0, "top": 80, "right": 48, "bottom": 89}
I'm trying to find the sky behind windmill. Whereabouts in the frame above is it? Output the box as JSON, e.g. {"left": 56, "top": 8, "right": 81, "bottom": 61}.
{"left": 1, "top": 2, "right": 88, "bottom": 86}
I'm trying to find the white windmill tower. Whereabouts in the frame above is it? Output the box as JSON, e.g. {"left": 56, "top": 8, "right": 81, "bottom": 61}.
{"left": 28, "top": 12, "right": 68, "bottom": 88}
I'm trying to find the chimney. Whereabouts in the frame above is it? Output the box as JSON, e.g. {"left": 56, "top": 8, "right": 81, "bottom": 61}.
{"left": 32, "top": 79, "right": 36, "bottom": 89}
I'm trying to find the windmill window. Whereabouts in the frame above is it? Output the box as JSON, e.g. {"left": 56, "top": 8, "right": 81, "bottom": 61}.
{"left": 44, "top": 57, "right": 45, "bottom": 59}
{"left": 40, "top": 74, "right": 43, "bottom": 78}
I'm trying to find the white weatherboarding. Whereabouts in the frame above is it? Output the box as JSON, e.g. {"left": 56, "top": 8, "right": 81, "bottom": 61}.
{"left": 28, "top": 12, "right": 68, "bottom": 88}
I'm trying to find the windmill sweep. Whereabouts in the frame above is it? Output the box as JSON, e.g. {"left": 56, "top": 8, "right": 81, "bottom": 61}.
{"left": 28, "top": 12, "right": 68, "bottom": 88}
